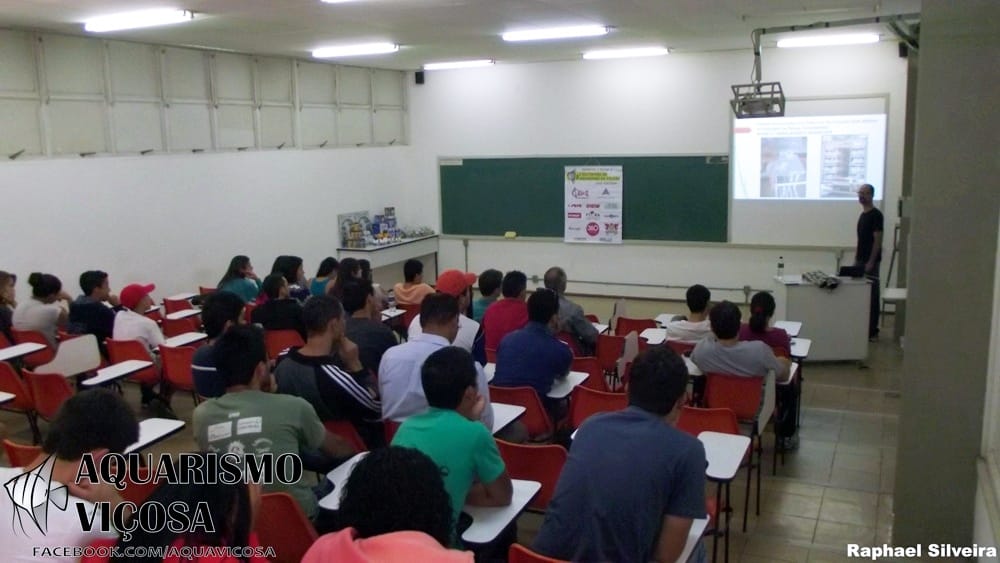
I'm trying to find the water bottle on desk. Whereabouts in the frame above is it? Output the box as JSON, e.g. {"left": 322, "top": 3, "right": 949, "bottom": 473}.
{"left": 777, "top": 256, "right": 785, "bottom": 278}
{"left": 387, "top": 290, "right": 397, "bottom": 312}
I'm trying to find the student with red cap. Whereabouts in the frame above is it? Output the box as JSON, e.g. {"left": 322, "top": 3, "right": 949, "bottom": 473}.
{"left": 113, "top": 282, "right": 172, "bottom": 416}
{"left": 406, "top": 269, "right": 482, "bottom": 353}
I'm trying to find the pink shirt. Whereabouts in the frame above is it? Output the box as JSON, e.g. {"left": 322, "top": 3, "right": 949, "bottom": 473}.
{"left": 302, "top": 528, "right": 473, "bottom": 563}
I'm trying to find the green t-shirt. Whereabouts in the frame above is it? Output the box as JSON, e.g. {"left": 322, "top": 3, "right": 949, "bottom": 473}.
{"left": 392, "top": 408, "right": 506, "bottom": 539}
{"left": 193, "top": 390, "right": 326, "bottom": 518}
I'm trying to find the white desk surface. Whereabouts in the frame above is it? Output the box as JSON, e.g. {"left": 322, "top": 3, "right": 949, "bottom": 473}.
{"left": 0, "top": 391, "right": 14, "bottom": 405}
{"left": 640, "top": 328, "right": 667, "bottom": 345}
{"left": 790, "top": 338, "right": 812, "bottom": 359}
{"left": 492, "top": 402, "right": 525, "bottom": 435}
{"left": 165, "top": 292, "right": 197, "bottom": 301}
{"left": 654, "top": 313, "right": 674, "bottom": 326}
{"left": 685, "top": 357, "right": 702, "bottom": 377}
{"left": 125, "top": 418, "right": 185, "bottom": 454}
{"left": 165, "top": 308, "right": 201, "bottom": 320}
{"left": 162, "top": 332, "right": 208, "bottom": 348}
{"left": 83, "top": 359, "right": 154, "bottom": 387}
{"left": 0, "top": 342, "right": 47, "bottom": 362}
{"left": 381, "top": 308, "right": 405, "bottom": 321}
{"left": 680, "top": 518, "right": 709, "bottom": 563}
{"left": 773, "top": 320, "right": 802, "bottom": 337}
{"left": 547, "top": 371, "right": 589, "bottom": 399}
{"left": 145, "top": 305, "right": 162, "bottom": 315}
{"left": 320, "top": 452, "right": 370, "bottom": 511}
{"left": 777, "top": 362, "right": 800, "bottom": 387}
{"left": 462, "top": 479, "right": 541, "bottom": 544}
{"left": 884, "top": 288, "right": 907, "bottom": 301}
{"left": 592, "top": 323, "right": 609, "bottom": 334}
{"left": 698, "top": 431, "right": 751, "bottom": 481}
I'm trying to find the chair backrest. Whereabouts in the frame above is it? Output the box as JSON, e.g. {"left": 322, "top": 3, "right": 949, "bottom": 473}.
{"left": 704, "top": 372, "right": 765, "bottom": 422}
{"left": 36, "top": 334, "right": 101, "bottom": 378}
{"left": 159, "top": 345, "right": 196, "bottom": 392}
{"left": 383, "top": 419, "right": 401, "bottom": 443}
{"left": 23, "top": 370, "right": 74, "bottom": 421}
{"left": 2, "top": 439, "right": 41, "bottom": 467}
{"left": 615, "top": 317, "right": 657, "bottom": 336}
{"left": 571, "top": 357, "right": 608, "bottom": 392}
{"left": 162, "top": 297, "right": 193, "bottom": 315}
{"left": 105, "top": 339, "right": 159, "bottom": 386}
{"left": 324, "top": 419, "right": 368, "bottom": 452}
{"left": 676, "top": 406, "right": 740, "bottom": 437}
{"left": 609, "top": 299, "right": 627, "bottom": 336}
{"left": 162, "top": 317, "right": 200, "bottom": 338}
{"left": 594, "top": 334, "right": 626, "bottom": 373}
{"left": 143, "top": 308, "right": 163, "bottom": 324}
{"left": 616, "top": 331, "right": 639, "bottom": 376}
{"left": 771, "top": 345, "right": 790, "bottom": 358}
{"left": 10, "top": 329, "right": 56, "bottom": 367}
{"left": 255, "top": 492, "right": 318, "bottom": 563}
{"left": 583, "top": 314, "right": 600, "bottom": 324}
{"left": 568, "top": 385, "right": 628, "bottom": 429}
{"left": 264, "top": 329, "right": 305, "bottom": 360}
{"left": 243, "top": 302, "right": 257, "bottom": 324}
{"left": 509, "top": 543, "right": 568, "bottom": 563}
{"left": 198, "top": 286, "right": 217, "bottom": 296}
{"left": 555, "top": 332, "right": 583, "bottom": 357}
{"left": 488, "top": 385, "right": 553, "bottom": 439}
{"left": 666, "top": 339, "right": 696, "bottom": 357}
{"left": 399, "top": 304, "right": 420, "bottom": 333}
{"left": 496, "top": 440, "right": 567, "bottom": 510}
{"left": 0, "top": 331, "right": 11, "bottom": 348}
{"left": 485, "top": 348, "right": 498, "bottom": 363}
{"left": 0, "top": 361, "right": 35, "bottom": 412}
{"left": 119, "top": 465, "right": 165, "bottom": 504}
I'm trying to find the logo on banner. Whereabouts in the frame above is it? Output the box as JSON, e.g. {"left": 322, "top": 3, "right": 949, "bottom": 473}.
{"left": 571, "top": 188, "right": 590, "bottom": 199}
{"left": 586, "top": 223, "right": 600, "bottom": 236}
{"left": 605, "top": 213, "right": 620, "bottom": 219}
{"left": 603, "top": 223, "right": 620, "bottom": 235}
{"left": 585, "top": 203, "right": 600, "bottom": 208}
{"left": 567, "top": 212, "right": 582, "bottom": 219}
{"left": 566, "top": 170, "right": 577, "bottom": 183}
{"left": 603, "top": 201, "right": 620, "bottom": 210}
{"left": 586, "top": 211, "right": 601, "bottom": 220}
{"left": 568, "top": 203, "right": 583, "bottom": 209}
{"left": 601, "top": 188, "right": 611, "bottom": 196}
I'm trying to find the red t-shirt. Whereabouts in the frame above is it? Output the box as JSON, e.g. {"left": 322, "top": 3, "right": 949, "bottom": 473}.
{"left": 482, "top": 298, "right": 528, "bottom": 350}
{"left": 738, "top": 323, "right": 791, "bottom": 354}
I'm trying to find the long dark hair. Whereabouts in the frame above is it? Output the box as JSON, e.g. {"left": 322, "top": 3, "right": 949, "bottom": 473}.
{"left": 219, "top": 255, "right": 251, "bottom": 287}
{"left": 271, "top": 255, "right": 304, "bottom": 286}
{"left": 340, "top": 446, "right": 453, "bottom": 546}
{"left": 315, "top": 257, "right": 339, "bottom": 278}
{"left": 27, "top": 272, "right": 61, "bottom": 299}
{"left": 329, "top": 258, "right": 361, "bottom": 299}
{"left": 0, "top": 271, "right": 16, "bottom": 306}
{"left": 111, "top": 457, "right": 254, "bottom": 563}
{"left": 748, "top": 291, "right": 776, "bottom": 334}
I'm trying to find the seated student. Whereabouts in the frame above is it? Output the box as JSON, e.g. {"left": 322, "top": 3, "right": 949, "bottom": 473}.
{"left": 393, "top": 259, "right": 435, "bottom": 306}
{"left": 380, "top": 293, "right": 494, "bottom": 429}
{"left": 302, "top": 446, "right": 473, "bottom": 562}
{"left": 471, "top": 268, "right": 502, "bottom": 323}
{"left": 1, "top": 388, "right": 140, "bottom": 562}
{"left": 482, "top": 270, "right": 529, "bottom": 351}
{"left": 691, "top": 300, "right": 791, "bottom": 382}
{"left": 13, "top": 272, "right": 72, "bottom": 347}
{"left": 0, "top": 270, "right": 15, "bottom": 343}
{"left": 275, "top": 295, "right": 382, "bottom": 448}
{"left": 191, "top": 290, "right": 246, "bottom": 399}
{"left": 250, "top": 273, "right": 306, "bottom": 339}
{"left": 665, "top": 284, "right": 713, "bottom": 343}
{"left": 533, "top": 347, "right": 707, "bottom": 563}
{"left": 543, "top": 266, "right": 597, "bottom": 355}
{"left": 493, "top": 289, "right": 572, "bottom": 416}
{"left": 69, "top": 270, "right": 122, "bottom": 356}
{"left": 359, "top": 258, "right": 390, "bottom": 310}
{"left": 82, "top": 455, "right": 268, "bottom": 563}
{"left": 407, "top": 270, "right": 484, "bottom": 357}
{"left": 392, "top": 347, "right": 513, "bottom": 544}
{"left": 739, "top": 291, "right": 792, "bottom": 350}
{"left": 216, "top": 255, "right": 262, "bottom": 303}
{"left": 342, "top": 278, "right": 398, "bottom": 376}
{"left": 193, "top": 325, "right": 355, "bottom": 529}
{"left": 270, "top": 255, "right": 310, "bottom": 302}
{"left": 310, "top": 256, "right": 339, "bottom": 297}
{"left": 113, "top": 283, "right": 171, "bottom": 414}
{"left": 328, "top": 257, "right": 362, "bottom": 300}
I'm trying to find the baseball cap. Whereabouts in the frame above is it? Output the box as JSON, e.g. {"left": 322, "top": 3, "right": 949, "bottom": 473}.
{"left": 435, "top": 269, "right": 477, "bottom": 297}
{"left": 120, "top": 283, "right": 155, "bottom": 310}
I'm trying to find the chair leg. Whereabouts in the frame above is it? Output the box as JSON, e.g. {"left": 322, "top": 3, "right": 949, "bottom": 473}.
{"left": 27, "top": 411, "right": 41, "bottom": 444}
{"left": 756, "top": 435, "right": 763, "bottom": 517}
{"left": 743, "top": 454, "right": 751, "bottom": 533}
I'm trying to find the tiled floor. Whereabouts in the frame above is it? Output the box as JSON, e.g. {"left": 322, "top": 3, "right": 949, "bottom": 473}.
{"left": 0, "top": 317, "right": 906, "bottom": 562}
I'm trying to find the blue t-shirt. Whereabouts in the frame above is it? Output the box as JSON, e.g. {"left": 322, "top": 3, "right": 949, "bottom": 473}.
{"left": 493, "top": 322, "right": 572, "bottom": 406}
{"left": 534, "top": 406, "right": 707, "bottom": 562}
{"left": 218, "top": 278, "right": 261, "bottom": 304}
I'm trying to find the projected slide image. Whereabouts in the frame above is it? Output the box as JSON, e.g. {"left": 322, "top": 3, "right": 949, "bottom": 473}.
{"left": 760, "top": 137, "right": 807, "bottom": 198}
{"left": 821, "top": 135, "right": 868, "bottom": 198}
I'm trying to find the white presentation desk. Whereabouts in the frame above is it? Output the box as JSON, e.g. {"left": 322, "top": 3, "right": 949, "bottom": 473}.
{"left": 0, "top": 342, "right": 46, "bottom": 362}
{"left": 83, "top": 359, "right": 153, "bottom": 387}
{"left": 773, "top": 276, "right": 867, "bottom": 361}
{"left": 125, "top": 418, "right": 186, "bottom": 453}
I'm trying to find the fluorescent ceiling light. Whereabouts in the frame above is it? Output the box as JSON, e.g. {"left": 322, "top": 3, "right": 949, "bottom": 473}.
{"left": 423, "top": 59, "right": 495, "bottom": 70}
{"left": 320, "top": 0, "right": 360, "bottom": 3}
{"left": 776, "top": 33, "right": 879, "bottom": 48}
{"left": 502, "top": 25, "right": 609, "bottom": 42}
{"left": 84, "top": 9, "right": 194, "bottom": 32}
{"left": 312, "top": 42, "right": 399, "bottom": 58}
{"left": 583, "top": 46, "right": 669, "bottom": 60}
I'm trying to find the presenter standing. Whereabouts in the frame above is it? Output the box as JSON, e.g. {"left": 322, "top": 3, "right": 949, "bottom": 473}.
{"left": 854, "top": 183, "right": 883, "bottom": 340}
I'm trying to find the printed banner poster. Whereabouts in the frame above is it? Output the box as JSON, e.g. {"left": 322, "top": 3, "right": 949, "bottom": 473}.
{"left": 564, "top": 166, "right": 624, "bottom": 244}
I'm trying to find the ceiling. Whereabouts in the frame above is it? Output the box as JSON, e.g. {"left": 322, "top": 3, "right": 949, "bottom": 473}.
{"left": 0, "top": 0, "right": 921, "bottom": 70}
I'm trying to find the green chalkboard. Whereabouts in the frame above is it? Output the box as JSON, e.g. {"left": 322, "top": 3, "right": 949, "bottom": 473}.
{"left": 440, "top": 156, "right": 729, "bottom": 242}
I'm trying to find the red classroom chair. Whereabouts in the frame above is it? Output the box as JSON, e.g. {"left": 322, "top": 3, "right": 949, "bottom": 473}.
{"left": 571, "top": 356, "right": 609, "bottom": 392}
{"left": 614, "top": 317, "right": 657, "bottom": 337}
{"left": 0, "top": 361, "right": 40, "bottom": 442}
{"left": 105, "top": 339, "right": 160, "bottom": 387}
{"left": 567, "top": 385, "right": 627, "bottom": 429}
{"left": 496, "top": 440, "right": 567, "bottom": 511}
{"left": 324, "top": 419, "right": 369, "bottom": 452}
{"left": 509, "top": 544, "right": 568, "bottom": 563}
{"left": 595, "top": 334, "right": 626, "bottom": 376}
{"left": 255, "top": 492, "right": 318, "bottom": 563}
{"left": 264, "top": 330, "right": 305, "bottom": 360}
{"left": 23, "top": 370, "right": 73, "bottom": 422}
{"left": 2, "top": 439, "right": 42, "bottom": 467}
{"left": 158, "top": 345, "right": 199, "bottom": 405}
{"left": 488, "top": 385, "right": 554, "bottom": 441}
{"left": 162, "top": 297, "right": 193, "bottom": 315}
{"left": 10, "top": 329, "right": 56, "bottom": 369}
{"left": 161, "top": 316, "right": 200, "bottom": 338}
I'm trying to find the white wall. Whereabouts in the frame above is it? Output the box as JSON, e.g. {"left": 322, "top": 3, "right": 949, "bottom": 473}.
{"left": 407, "top": 42, "right": 907, "bottom": 297}
{"left": 0, "top": 147, "right": 413, "bottom": 299}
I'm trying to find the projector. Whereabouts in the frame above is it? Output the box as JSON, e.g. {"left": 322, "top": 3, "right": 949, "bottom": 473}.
{"left": 730, "top": 82, "right": 786, "bottom": 118}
